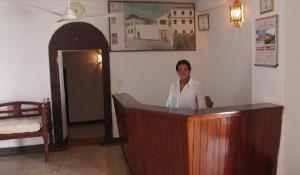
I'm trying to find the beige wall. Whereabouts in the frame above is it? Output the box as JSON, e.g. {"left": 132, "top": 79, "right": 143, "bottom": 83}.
{"left": 251, "top": 0, "right": 286, "bottom": 174}
{"left": 284, "top": 1, "right": 300, "bottom": 174}
{"left": 0, "top": 1, "right": 296, "bottom": 173}
{"left": 204, "top": 0, "right": 253, "bottom": 106}
{"left": 0, "top": 0, "right": 252, "bottom": 148}
{"left": 63, "top": 51, "right": 104, "bottom": 123}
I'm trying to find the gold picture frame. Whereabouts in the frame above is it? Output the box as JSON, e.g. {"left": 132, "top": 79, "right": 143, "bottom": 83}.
{"left": 260, "top": 0, "right": 274, "bottom": 14}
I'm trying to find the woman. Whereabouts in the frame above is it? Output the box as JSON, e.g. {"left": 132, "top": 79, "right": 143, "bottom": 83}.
{"left": 166, "top": 59, "right": 206, "bottom": 110}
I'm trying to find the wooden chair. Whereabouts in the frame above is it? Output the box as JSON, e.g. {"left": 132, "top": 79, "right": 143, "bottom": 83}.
{"left": 0, "top": 99, "right": 52, "bottom": 162}
{"left": 205, "top": 96, "right": 214, "bottom": 108}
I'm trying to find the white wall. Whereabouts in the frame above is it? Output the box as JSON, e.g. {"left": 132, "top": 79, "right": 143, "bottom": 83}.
{"left": 284, "top": 1, "right": 300, "bottom": 174}
{"left": 251, "top": 0, "right": 285, "bottom": 174}
{"left": 251, "top": 0, "right": 285, "bottom": 105}
{"left": 204, "top": 0, "right": 253, "bottom": 107}
{"left": 0, "top": 0, "right": 109, "bottom": 147}
{"left": 0, "top": 0, "right": 55, "bottom": 147}
{"left": 195, "top": 0, "right": 228, "bottom": 11}
{"left": 0, "top": 0, "right": 252, "bottom": 148}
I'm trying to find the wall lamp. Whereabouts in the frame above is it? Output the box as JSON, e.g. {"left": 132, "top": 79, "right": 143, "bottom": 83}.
{"left": 96, "top": 50, "right": 103, "bottom": 63}
{"left": 230, "top": 0, "right": 244, "bottom": 28}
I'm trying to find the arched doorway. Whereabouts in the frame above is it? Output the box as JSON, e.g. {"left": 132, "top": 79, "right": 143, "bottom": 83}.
{"left": 49, "top": 22, "right": 112, "bottom": 147}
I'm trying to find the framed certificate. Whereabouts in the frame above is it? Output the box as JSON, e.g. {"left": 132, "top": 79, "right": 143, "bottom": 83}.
{"left": 198, "top": 14, "right": 209, "bottom": 31}
{"left": 260, "top": 0, "right": 274, "bottom": 14}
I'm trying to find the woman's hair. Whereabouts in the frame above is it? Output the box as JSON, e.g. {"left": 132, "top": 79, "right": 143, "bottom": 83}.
{"left": 176, "top": 59, "right": 191, "bottom": 71}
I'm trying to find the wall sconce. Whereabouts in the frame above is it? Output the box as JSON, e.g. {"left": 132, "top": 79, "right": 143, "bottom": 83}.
{"left": 230, "top": 0, "right": 244, "bottom": 28}
{"left": 96, "top": 50, "right": 103, "bottom": 63}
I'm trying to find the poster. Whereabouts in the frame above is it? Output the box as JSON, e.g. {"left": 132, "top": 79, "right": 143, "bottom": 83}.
{"left": 255, "top": 15, "right": 278, "bottom": 67}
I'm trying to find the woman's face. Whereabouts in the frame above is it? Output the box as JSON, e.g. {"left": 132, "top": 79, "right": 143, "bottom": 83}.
{"left": 177, "top": 64, "right": 190, "bottom": 80}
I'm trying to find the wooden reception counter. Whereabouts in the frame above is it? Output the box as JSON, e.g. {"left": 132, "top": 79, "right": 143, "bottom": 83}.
{"left": 112, "top": 93, "right": 283, "bottom": 175}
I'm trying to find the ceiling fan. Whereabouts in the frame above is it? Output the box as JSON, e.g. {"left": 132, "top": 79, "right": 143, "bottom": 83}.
{"left": 30, "top": 0, "right": 116, "bottom": 22}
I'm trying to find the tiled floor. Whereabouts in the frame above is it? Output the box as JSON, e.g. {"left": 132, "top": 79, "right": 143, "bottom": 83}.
{"left": 0, "top": 145, "right": 130, "bottom": 175}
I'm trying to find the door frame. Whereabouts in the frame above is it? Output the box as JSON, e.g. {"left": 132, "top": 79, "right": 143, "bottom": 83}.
{"left": 48, "top": 22, "right": 113, "bottom": 147}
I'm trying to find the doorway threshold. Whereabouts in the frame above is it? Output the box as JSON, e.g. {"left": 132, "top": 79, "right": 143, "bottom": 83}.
{"left": 69, "top": 137, "right": 104, "bottom": 146}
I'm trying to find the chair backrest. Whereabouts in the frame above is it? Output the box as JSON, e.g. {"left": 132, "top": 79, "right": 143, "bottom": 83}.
{"left": 205, "top": 96, "right": 214, "bottom": 108}
{"left": 0, "top": 101, "right": 42, "bottom": 120}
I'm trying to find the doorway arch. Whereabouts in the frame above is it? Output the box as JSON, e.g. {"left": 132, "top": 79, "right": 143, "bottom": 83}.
{"left": 49, "top": 22, "right": 112, "bottom": 146}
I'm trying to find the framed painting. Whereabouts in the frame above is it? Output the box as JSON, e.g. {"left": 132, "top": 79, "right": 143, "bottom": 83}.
{"left": 108, "top": 1, "right": 196, "bottom": 51}
{"left": 198, "top": 14, "right": 209, "bottom": 31}
{"left": 255, "top": 15, "right": 278, "bottom": 67}
{"left": 260, "top": 0, "right": 274, "bottom": 14}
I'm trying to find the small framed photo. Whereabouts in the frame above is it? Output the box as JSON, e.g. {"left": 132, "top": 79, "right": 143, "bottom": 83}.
{"left": 260, "top": 0, "right": 274, "bottom": 14}
{"left": 198, "top": 14, "right": 209, "bottom": 31}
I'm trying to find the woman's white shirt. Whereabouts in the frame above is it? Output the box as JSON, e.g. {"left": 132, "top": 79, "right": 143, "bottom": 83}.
{"left": 166, "top": 77, "right": 206, "bottom": 110}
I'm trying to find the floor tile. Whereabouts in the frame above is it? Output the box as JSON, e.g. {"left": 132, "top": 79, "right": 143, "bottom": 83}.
{"left": 0, "top": 145, "right": 129, "bottom": 175}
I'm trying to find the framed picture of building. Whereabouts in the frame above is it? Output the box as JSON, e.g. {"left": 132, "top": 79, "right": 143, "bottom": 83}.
{"left": 108, "top": 1, "right": 196, "bottom": 51}
{"left": 255, "top": 15, "right": 278, "bottom": 67}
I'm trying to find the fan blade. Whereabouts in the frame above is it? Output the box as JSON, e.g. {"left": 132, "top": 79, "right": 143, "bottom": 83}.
{"left": 29, "top": 4, "right": 63, "bottom": 16}
{"left": 81, "top": 13, "right": 117, "bottom": 18}
{"left": 56, "top": 19, "right": 65, "bottom": 23}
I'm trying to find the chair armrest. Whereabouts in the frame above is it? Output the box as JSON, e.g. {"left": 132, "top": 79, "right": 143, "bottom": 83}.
{"left": 205, "top": 96, "right": 214, "bottom": 108}
{"left": 41, "top": 101, "right": 49, "bottom": 128}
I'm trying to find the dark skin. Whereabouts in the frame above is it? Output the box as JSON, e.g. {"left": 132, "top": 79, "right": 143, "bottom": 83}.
{"left": 177, "top": 64, "right": 191, "bottom": 92}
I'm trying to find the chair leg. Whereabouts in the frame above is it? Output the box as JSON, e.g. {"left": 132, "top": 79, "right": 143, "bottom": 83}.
{"left": 43, "top": 135, "right": 49, "bottom": 162}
